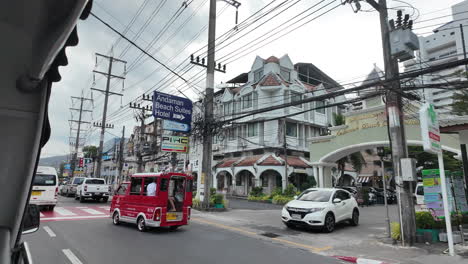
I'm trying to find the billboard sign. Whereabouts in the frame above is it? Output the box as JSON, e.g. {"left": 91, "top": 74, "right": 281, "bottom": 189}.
{"left": 163, "top": 119, "right": 190, "bottom": 132}
{"left": 153, "top": 91, "right": 193, "bottom": 126}
{"left": 419, "top": 103, "right": 441, "bottom": 154}
{"left": 161, "top": 136, "right": 189, "bottom": 153}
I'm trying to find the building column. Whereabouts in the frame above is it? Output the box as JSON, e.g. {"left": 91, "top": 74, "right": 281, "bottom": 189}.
{"left": 282, "top": 166, "right": 288, "bottom": 191}
{"left": 318, "top": 166, "right": 324, "bottom": 188}
{"left": 313, "top": 166, "right": 319, "bottom": 187}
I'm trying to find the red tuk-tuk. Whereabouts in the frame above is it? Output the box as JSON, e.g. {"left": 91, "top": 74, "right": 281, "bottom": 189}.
{"left": 110, "top": 172, "right": 193, "bottom": 231}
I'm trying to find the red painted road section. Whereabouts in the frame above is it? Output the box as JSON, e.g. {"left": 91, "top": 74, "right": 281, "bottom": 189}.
{"left": 40, "top": 206, "right": 110, "bottom": 222}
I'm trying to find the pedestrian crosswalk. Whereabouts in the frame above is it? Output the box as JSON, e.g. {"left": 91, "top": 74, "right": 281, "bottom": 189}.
{"left": 40, "top": 206, "right": 110, "bottom": 222}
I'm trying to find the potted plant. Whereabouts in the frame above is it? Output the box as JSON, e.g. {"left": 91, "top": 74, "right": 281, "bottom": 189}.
{"left": 213, "top": 194, "right": 224, "bottom": 208}
{"left": 415, "top": 211, "right": 439, "bottom": 243}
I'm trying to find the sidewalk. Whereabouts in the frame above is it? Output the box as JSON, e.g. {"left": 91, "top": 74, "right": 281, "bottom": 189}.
{"left": 192, "top": 200, "right": 468, "bottom": 264}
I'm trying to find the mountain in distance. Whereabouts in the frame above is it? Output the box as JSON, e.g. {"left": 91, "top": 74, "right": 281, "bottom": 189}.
{"left": 39, "top": 154, "right": 69, "bottom": 169}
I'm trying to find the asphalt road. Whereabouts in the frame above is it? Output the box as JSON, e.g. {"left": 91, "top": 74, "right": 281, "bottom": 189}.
{"left": 24, "top": 196, "right": 340, "bottom": 264}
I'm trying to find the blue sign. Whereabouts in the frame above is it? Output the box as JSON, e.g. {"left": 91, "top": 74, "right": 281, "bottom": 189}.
{"left": 153, "top": 91, "right": 192, "bottom": 126}
{"left": 64, "top": 163, "right": 71, "bottom": 170}
{"left": 163, "top": 120, "right": 190, "bottom": 132}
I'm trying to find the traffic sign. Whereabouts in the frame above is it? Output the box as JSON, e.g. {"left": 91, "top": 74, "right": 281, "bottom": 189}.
{"left": 161, "top": 136, "right": 189, "bottom": 153}
{"left": 419, "top": 103, "right": 441, "bottom": 154}
{"left": 153, "top": 91, "right": 193, "bottom": 125}
{"left": 163, "top": 120, "right": 190, "bottom": 132}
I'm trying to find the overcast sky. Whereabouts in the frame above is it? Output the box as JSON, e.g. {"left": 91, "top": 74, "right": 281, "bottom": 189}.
{"left": 41, "top": 0, "right": 465, "bottom": 158}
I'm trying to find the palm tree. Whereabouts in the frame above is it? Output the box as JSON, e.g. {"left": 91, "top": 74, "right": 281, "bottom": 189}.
{"left": 336, "top": 151, "right": 369, "bottom": 186}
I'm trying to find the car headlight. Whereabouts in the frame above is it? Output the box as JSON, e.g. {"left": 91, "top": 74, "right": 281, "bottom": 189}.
{"left": 283, "top": 205, "right": 290, "bottom": 210}
{"left": 308, "top": 208, "right": 325, "bottom": 213}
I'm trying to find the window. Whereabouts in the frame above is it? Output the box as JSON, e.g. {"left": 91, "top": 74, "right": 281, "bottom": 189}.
{"left": 416, "top": 186, "right": 424, "bottom": 196}
{"left": 286, "top": 122, "right": 297, "bottom": 137}
{"left": 280, "top": 68, "right": 291, "bottom": 82}
{"left": 142, "top": 177, "right": 157, "bottom": 195}
{"left": 116, "top": 183, "right": 129, "bottom": 195}
{"left": 254, "top": 70, "right": 263, "bottom": 82}
{"left": 160, "top": 178, "right": 169, "bottom": 191}
{"left": 130, "top": 178, "right": 143, "bottom": 195}
{"left": 236, "top": 176, "right": 242, "bottom": 186}
{"left": 261, "top": 175, "right": 268, "bottom": 187}
{"left": 247, "top": 123, "right": 258, "bottom": 137}
{"left": 72, "top": 177, "right": 85, "bottom": 185}
{"left": 186, "top": 180, "right": 193, "bottom": 192}
{"left": 315, "top": 100, "right": 325, "bottom": 114}
{"left": 85, "top": 179, "right": 105, "bottom": 184}
{"left": 242, "top": 93, "right": 253, "bottom": 108}
{"left": 335, "top": 190, "right": 351, "bottom": 200}
{"left": 228, "top": 127, "right": 237, "bottom": 141}
{"left": 297, "top": 190, "right": 332, "bottom": 202}
{"left": 33, "top": 174, "right": 56, "bottom": 186}
{"left": 224, "top": 102, "right": 231, "bottom": 115}
{"left": 291, "top": 92, "right": 302, "bottom": 108}
{"left": 450, "top": 32, "right": 455, "bottom": 35}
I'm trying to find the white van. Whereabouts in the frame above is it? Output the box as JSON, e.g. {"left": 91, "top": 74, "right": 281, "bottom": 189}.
{"left": 415, "top": 182, "right": 425, "bottom": 205}
{"left": 30, "top": 166, "right": 58, "bottom": 210}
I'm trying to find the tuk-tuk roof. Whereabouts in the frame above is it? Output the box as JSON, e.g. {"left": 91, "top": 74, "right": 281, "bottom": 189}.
{"left": 131, "top": 172, "right": 190, "bottom": 178}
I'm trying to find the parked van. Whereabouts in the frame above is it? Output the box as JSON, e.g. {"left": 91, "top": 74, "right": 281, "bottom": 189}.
{"left": 30, "top": 166, "right": 59, "bottom": 210}
{"left": 415, "top": 182, "right": 424, "bottom": 205}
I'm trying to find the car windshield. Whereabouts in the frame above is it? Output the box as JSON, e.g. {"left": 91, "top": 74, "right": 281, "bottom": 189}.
{"left": 297, "top": 190, "right": 332, "bottom": 202}
{"left": 86, "top": 179, "right": 105, "bottom": 184}
{"left": 73, "top": 178, "right": 84, "bottom": 185}
{"left": 33, "top": 174, "right": 56, "bottom": 186}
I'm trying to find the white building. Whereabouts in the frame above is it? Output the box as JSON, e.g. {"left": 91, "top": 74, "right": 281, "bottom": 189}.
{"left": 189, "top": 54, "right": 344, "bottom": 196}
{"left": 404, "top": 0, "right": 468, "bottom": 113}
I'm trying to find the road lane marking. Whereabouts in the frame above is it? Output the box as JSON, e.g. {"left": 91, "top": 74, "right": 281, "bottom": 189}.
{"left": 99, "top": 206, "right": 110, "bottom": 210}
{"left": 43, "top": 226, "right": 56, "bottom": 238}
{"left": 62, "top": 249, "right": 83, "bottom": 264}
{"left": 54, "top": 207, "right": 76, "bottom": 216}
{"left": 80, "top": 208, "right": 105, "bottom": 215}
{"left": 192, "top": 218, "right": 332, "bottom": 253}
{"left": 41, "top": 215, "right": 109, "bottom": 221}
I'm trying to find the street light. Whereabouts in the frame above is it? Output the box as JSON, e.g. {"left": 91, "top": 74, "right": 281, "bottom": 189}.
{"left": 377, "top": 147, "right": 391, "bottom": 238}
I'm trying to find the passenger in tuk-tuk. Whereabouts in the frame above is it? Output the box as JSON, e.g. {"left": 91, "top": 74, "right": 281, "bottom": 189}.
{"left": 168, "top": 181, "right": 184, "bottom": 211}
{"left": 146, "top": 178, "right": 156, "bottom": 196}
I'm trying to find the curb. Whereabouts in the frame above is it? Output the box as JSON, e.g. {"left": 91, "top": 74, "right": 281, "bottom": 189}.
{"left": 333, "top": 256, "right": 391, "bottom": 264}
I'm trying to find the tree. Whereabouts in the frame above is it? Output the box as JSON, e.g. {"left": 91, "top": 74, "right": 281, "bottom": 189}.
{"left": 451, "top": 89, "right": 468, "bottom": 116}
{"left": 337, "top": 151, "right": 367, "bottom": 185}
{"left": 408, "top": 146, "right": 462, "bottom": 172}
{"left": 333, "top": 112, "right": 345, "bottom": 126}
{"left": 83, "top": 145, "right": 98, "bottom": 161}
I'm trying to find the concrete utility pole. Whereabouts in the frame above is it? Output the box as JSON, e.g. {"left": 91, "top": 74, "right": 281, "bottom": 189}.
{"left": 93, "top": 53, "right": 126, "bottom": 177}
{"left": 201, "top": 0, "right": 217, "bottom": 209}
{"left": 118, "top": 126, "right": 125, "bottom": 184}
{"left": 69, "top": 95, "right": 92, "bottom": 177}
{"left": 137, "top": 111, "right": 146, "bottom": 173}
{"left": 366, "top": 0, "right": 416, "bottom": 245}
{"left": 283, "top": 119, "right": 289, "bottom": 191}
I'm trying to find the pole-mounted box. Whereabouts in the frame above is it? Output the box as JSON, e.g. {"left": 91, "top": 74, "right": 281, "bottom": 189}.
{"left": 400, "top": 158, "right": 417, "bottom": 182}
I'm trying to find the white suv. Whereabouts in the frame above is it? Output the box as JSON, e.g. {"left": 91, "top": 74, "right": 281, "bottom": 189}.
{"left": 281, "top": 188, "right": 359, "bottom": 233}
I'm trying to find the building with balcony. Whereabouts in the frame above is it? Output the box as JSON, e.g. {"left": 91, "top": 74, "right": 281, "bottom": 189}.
{"left": 189, "top": 54, "right": 344, "bottom": 196}
{"left": 403, "top": 0, "right": 468, "bottom": 114}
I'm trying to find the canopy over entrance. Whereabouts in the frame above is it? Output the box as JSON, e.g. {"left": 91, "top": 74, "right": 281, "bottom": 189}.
{"left": 309, "top": 104, "right": 461, "bottom": 187}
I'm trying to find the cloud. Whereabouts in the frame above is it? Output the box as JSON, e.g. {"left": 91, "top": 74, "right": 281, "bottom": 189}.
{"left": 41, "top": 0, "right": 463, "bottom": 158}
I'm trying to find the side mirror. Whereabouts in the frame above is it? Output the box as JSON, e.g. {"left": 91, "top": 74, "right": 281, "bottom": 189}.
{"left": 293, "top": 195, "right": 298, "bottom": 200}
{"left": 22, "top": 204, "right": 40, "bottom": 235}
{"left": 333, "top": 198, "right": 342, "bottom": 204}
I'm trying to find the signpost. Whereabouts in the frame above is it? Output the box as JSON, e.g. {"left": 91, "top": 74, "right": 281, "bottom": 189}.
{"left": 161, "top": 136, "right": 189, "bottom": 153}
{"left": 163, "top": 120, "right": 190, "bottom": 132}
{"left": 419, "top": 103, "right": 454, "bottom": 255}
{"left": 152, "top": 91, "right": 193, "bottom": 127}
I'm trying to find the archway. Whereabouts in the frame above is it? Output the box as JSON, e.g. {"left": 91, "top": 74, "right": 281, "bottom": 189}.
{"left": 310, "top": 104, "right": 461, "bottom": 188}
{"left": 216, "top": 171, "right": 233, "bottom": 192}
{"left": 234, "top": 170, "right": 255, "bottom": 196}
{"left": 259, "top": 169, "right": 282, "bottom": 194}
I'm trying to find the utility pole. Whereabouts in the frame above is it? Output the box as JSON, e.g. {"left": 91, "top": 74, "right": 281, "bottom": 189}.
{"left": 118, "top": 126, "right": 125, "bottom": 185}
{"left": 137, "top": 110, "right": 146, "bottom": 173}
{"left": 69, "top": 95, "right": 92, "bottom": 177}
{"left": 283, "top": 119, "right": 288, "bottom": 191}
{"left": 93, "top": 53, "right": 126, "bottom": 177}
{"left": 344, "top": 0, "right": 416, "bottom": 245}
